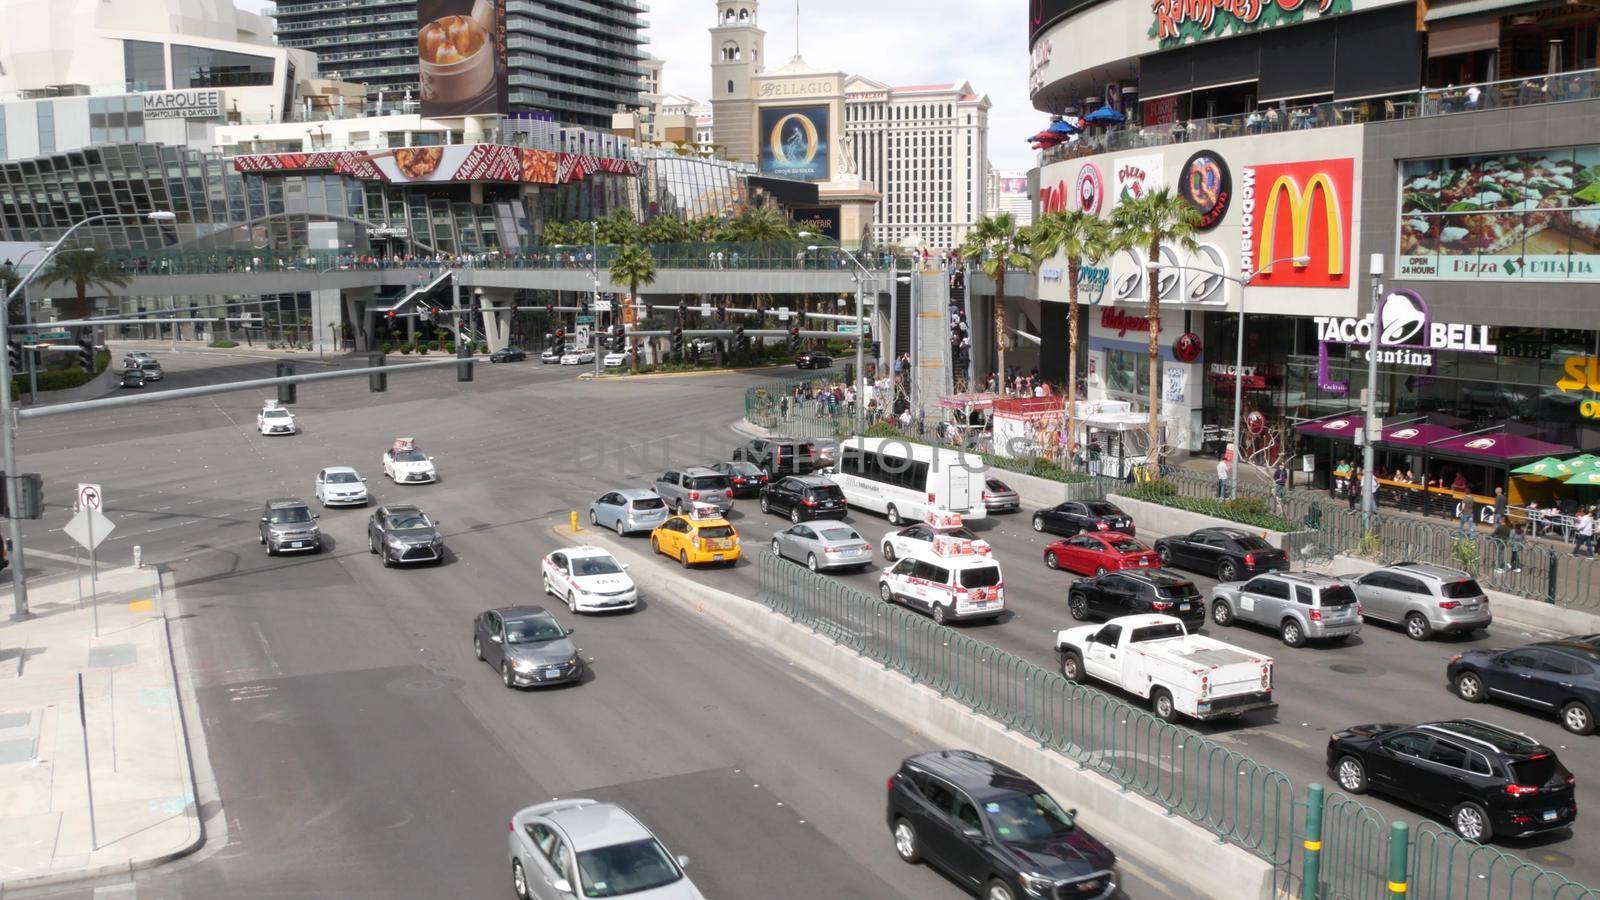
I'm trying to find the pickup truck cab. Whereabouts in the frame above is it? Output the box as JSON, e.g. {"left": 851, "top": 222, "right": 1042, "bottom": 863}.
{"left": 1054, "top": 615, "right": 1276, "bottom": 723}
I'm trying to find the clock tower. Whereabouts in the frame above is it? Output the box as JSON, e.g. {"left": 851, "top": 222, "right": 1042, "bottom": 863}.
{"left": 711, "top": 1, "right": 764, "bottom": 162}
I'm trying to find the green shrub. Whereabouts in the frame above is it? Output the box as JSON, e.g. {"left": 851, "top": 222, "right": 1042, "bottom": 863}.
{"left": 1120, "top": 485, "right": 1297, "bottom": 532}
{"left": 1222, "top": 495, "right": 1270, "bottom": 518}
{"left": 398, "top": 344, "right": 412, "bottom": 355}
{"left": 414, "top": 344, "right": 428, "bottom": 355}
{"left": 380, "top": 342, "right": 393, "bottom": 354}
{"left": 1451, "top": 538, "right": 1481, "bottom": 570}
{"left": 443, "top": 341, "right": 456, "bottom": 354}
{"left": 208, "top": 339, "right": 239, "bottom": 348}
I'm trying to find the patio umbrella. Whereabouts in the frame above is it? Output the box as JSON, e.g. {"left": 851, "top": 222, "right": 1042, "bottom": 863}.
{"left": 1048, "top": 118, "right": 1082, "bottom": 135}
{"left": 1562, "top": 454, "right": 1600, "bottom": 475}
{"left": 1083, "top": 105, "right": 1126, "bottom": 126}
{"left": 1511, "top": 456, "right": 1572, "bottom": 478}
{"left": 1562, "top": 470, "right": 1600, "bottom": 486}
{"left": 1027, "top": 130, "right": 1063, "bottom": 146}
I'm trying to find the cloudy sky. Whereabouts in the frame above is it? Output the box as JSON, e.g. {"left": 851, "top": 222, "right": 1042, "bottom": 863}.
{"left": 236, "top": 0, "right": 1037, "bottom": 171}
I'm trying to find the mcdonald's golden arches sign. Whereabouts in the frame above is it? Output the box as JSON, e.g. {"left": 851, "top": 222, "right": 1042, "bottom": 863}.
{"left": 1239, "top": 157, "right": 1354, "bottom": 289}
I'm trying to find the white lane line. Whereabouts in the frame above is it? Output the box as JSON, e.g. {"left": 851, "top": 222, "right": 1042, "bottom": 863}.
{"left": 250, "top": 621, "right": 282, "bottom": 674}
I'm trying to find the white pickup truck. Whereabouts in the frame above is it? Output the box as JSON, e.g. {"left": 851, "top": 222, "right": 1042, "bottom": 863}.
{"left": 1055, "top": 614, "right": 1277, "bottom": 723}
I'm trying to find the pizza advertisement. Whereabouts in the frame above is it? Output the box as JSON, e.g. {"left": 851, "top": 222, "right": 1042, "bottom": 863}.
{"left": 1396, "top": 145, "right": 1600, "bottom": 282}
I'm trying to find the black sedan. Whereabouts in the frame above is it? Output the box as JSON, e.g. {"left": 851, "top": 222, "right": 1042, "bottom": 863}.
{"left": 1066, "top": 571, "right": 1206, "bottom": 631}
{"left": 708, "top": 460, "right": 769, "bottom": 497}
{"left": 366, "top": 504, "right": 444, "bottom": 566}
{"left": 1154, "top": 527, "right": 1287, "bottom": 582}
{"left": 472, "top": 605, "right": 583, "bottom": 689}
{"left": 489, "top": 347, "right": 527, "bottom": 363}
{"left": 795, "top": 351, "right": 833, "bottom": 369}
{"left": 1449, "top": 640, "right": 1600, "bottom": 735}
{"left": 119, "top": 370, "right": 146, "bottom": 389}
{"left": 1031, "top": 500, "right": 1134, "bottom": 537}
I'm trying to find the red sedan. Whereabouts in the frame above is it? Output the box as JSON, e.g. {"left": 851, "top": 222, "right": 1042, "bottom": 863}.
{"left": 1044, "top": 532, "right": 1161, "bottom": 576}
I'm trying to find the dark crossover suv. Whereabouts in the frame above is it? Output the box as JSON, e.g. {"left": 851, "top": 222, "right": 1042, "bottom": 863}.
{"left": 1067, "top": 571, "right": 1206, "bottom": 632}
{"left": 1154, "top": 527, "right": 1288, "bottom": 582}
{"left": 366, "top": 504, "right": 444, "bottom": 566}
{"left": 1031, "top": 501, "right": 1134, "bottom": 537}
{"left": 1326, "top": 718, "right": 1576, "bottom": 841}
{"left": 759, "top": 475, "right": 847, "bottom": 523}
{"left": 887, "top": 750, "right": 1117, "bottom": 899}
{"left": 732, "top": 437, "right": 817, "bottom": 477}
{"left": 1449, "top": 639, "right": 1600, "bottom": 735}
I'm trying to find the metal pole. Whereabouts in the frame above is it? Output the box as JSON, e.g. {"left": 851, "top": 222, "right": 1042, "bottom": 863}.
{"left": 592, "top": 222, "right": 602, "bottom": 379}
{"left": 1385, "top": 821, "right": 1409, "bottom": 900}
{"left": 1362, "top": 256, "right": 1383, "bottom": 531}
{"left": 1300, "top": 783, "right": 1325, "bottom": 900}
{"left": 23, "top": 281, "right": 37, "bottom": 402}
{"left": 88, "top": 510, "right": 98, "bottom": 637}
{"left": 1229, "top": 289, "right": 1246, "bottom": 500}
{"left": 2, "top": 283, "right": 26, "bottom": 619}
{"left": 855, "top": 277, "right": 865, "bottom": 436}
{"left": 78, "top": 672, "right": 98, "bottom": 851}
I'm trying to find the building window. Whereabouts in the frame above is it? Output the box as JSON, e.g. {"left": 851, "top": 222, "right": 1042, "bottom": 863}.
{"left": 36, "top": 102, "right": 54, "bottom": 153}
{"left": 726, "top": 79, "right": 734, "bottom": 93}
{"left": 171, "top": 44, "right": 274, "bottom": 88}
{"left": 124, "top": 40, "right": 166, "bottom": 92}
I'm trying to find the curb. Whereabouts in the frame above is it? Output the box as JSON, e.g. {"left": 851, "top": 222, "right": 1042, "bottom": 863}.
{"left": 579, "top": 364, "right": 796, "bottom": 382}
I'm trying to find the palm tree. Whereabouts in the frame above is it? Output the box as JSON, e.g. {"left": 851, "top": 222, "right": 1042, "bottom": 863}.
{"left": 1110, "top": 189, "right": 1201, "bottom": 463}
{"left": 36, "top": 248, "right": 131, "bottom": 320}
{"left": 1027, "top": 210, "right": 1112, "bottom": 467}
{"left": 720, "top": 206, "right": 795, "bottom": 243}
{"left": 609, "top": 243, "right": 656, "bottom": 372}
{"left": 959, "top": 213, "right": 1032, "bottom": 394}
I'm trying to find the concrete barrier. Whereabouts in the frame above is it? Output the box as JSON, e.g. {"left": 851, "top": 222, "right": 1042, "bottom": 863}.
{"left": 1107, "top": 493, "right": 1294, "bottom": 550}
{"left": 557, "top": 523, "right": 1276, "bottom": 899}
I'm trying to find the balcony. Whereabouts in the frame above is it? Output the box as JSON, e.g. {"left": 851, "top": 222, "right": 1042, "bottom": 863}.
{"left": 1038, "top": 67, "right": 1600, "bottom": 167}
{"left": 267, "top": 0, "right": 413, "bottom": 17}
{"left": 276, "top": 11, "right": 414, "bottom": 33}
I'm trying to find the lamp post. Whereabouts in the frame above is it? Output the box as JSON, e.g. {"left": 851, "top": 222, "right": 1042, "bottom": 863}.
{"left": 1362, "top": 255, "right": 1384, "bottom": 530}
{"left": 1145, "top": 254, "right": 1308, "bottom": 500}
{"left": 591, "top": 221, "right": 603, "bottom": 379}
{"left": 4, "top": 210, "right": 176, "bottom": 620}
{"left": 800, "top": 233, "right": 870, "bottom": 436}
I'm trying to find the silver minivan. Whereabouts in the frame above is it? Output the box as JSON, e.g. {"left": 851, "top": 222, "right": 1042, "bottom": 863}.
{"left": 1351, "top": 562, "right": 1492, "bottom": 640}
{"left": 653, "top": 467, "right": 734, "bottom": 516}
{"left": 1210, "top": 571, "right": 1362, "bottom": 647}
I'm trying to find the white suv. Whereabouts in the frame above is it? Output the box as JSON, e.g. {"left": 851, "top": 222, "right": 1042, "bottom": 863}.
{"left": 877, "top": 536, "right": 1004, "bottom": 625}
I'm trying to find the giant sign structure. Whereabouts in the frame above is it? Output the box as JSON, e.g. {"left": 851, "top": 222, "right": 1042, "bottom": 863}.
{"left": 1150, "top": 0, "right": 1353, "bottom": 48}
{"left": 416, "top": 0, "right": 508, "bottom": 118}
{"left": 758, "top": 105, "right": 831, "bottom": 182}
{"left": 1239, "top": 157, "right": 1353, "bottom": 289}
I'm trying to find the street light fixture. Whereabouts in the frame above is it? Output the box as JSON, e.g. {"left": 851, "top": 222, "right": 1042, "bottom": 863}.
{"left": 798, "top": 231, "right": 870, "bottom": 436}
{"left": 1144, "top": 254, "right": 1309, "bottom": 499}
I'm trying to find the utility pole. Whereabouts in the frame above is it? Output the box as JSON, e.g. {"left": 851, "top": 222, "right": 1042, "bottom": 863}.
{"left": 1361, "top": 254, "right": 1383, "bottom": 531}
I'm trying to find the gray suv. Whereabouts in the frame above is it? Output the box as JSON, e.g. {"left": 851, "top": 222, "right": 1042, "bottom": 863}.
{"left": 1351, "top": 562, "right": 1492, "bottom": 640}
{"left": 1210, "top": 571, "right": 1362, "bottom": 647}
{"left": 653, "top": 467, "right": 734, "bottom": 516}
{"left": 259, "top": 498, "right": 320, "bottom": 555}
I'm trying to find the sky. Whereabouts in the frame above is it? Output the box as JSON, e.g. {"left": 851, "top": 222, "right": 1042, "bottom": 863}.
{"left": 235, "top": 0, "right": 1038, "bottom": 172}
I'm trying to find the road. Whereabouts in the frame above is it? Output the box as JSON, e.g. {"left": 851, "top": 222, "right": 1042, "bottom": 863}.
{"left": 8, "top": 349, "right": 1169, "bottom": 899}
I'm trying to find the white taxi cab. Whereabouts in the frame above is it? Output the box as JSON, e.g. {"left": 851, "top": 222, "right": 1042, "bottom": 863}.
{"left": 541, "top": 545, "right": 637, "bottom": 614}
{"left": 383, "top": 437, "right": 438, "bottom": 484}
{"left": 257, "top": 399, "right": 297, "bottom": 435}
{"left": 877, "top": 534, "right": 1004, "bottom": 626}
{"left": 881, "top": 510, "right": 992, "bottom": 562}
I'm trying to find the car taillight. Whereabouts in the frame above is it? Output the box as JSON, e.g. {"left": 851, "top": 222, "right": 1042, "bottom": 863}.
{"left": 725, "top": 489, "right": 734, "bottom": 498}
{"left": 508, "top": 821, "right": 514, "bottom": 832}
{"left": 1199, "top": 675, "right": 1209, "bottom": 698}
{"left": 1261, "top": 665, "right": 1271, "bottom": 688}
{"left": 1151, "top": 600, "right": 1173, "bottom": 611}
{"left": 1449, "top": 654, "right": 1463, "bottom": 665}
{"left": 693, "top": 537, "right": 702, "bottom": 548}
{"left": 689, "top": 490, "right": 700, "bottom": 501}
{"left": 1310, "top": 609, "right": 1323, "bottom": 621}
{"left": 1245, "top": 553, "right": 1256, "bottom": 566}
{"left": 1505, "top": 783, "right": 1540, "bottom": 796}
{"left": 1440, "top": 600, "right": 1461, "bottom": 609}
{"left": 803, "top": 497, "right": 817, "bottom": 506}
{"left": 1568, "top": 774, "right": 1577, "bottom": 786}
{"left": 887, "top": 776, "right": 896, "bottom": 792}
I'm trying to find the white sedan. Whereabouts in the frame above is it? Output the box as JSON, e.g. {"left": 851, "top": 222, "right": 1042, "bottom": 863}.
{"left": 541, "top": 546, "right": 637, "bottom": 614}
{"left": 383, "top": 447, "right": 437, "bottom": 484}
{"left": 560, "top": 348, "right": 596, "bottom": 366}
{"left": 257, "top": 402, "right": 297, "bottom": 435}
{"left": 880, "top": 523, "right": 992, "bottom": 562}
{"left": 602, "top": 350, "right": 628, "bottom": 368}
{"left": 314, "top": 466, "right": 369, "bottom": 506}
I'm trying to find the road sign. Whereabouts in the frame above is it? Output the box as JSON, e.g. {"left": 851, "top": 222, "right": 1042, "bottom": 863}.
{"left": 576, "top": 315, "right": 595, "bottom": 325}
{"left": 593, "top": 299, "right": 613, "bottom": 312}
{"left": 22, "top": 331, "right": 69, "bottom": 343}
{"left": 700, "top": 304, "right": 712, "bottom": 316}
{"left": 776, "top": 308, "right": 792, "bottom": 321}
{"left": 64, "top": 507, "right": 114, "bottom": 551}
{"left": 837, "top": 324, "right": 861, "bottom": 335}
{"left": 77, "top": 483, "right": 102, "bottom": 513}
{"left": 575, "top": 325, "right": 591, "bottom": 347}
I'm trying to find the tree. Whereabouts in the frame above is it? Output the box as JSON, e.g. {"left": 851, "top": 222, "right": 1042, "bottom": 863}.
{"left": 959, "top": 213, "right": 1032, "bottom": 393}
{"left": 594, "top": 209, "right": 640, "bottom": 246}
{"left": 609, "top": 243, "right": 657, "bottom": 373}
{"left": 36, "top": 248, "right": 132, "bottom": 320}
{"left": 1110, "top": 189, "right": 1201, "bottom": 464}
{"left": 719, "top": 206, "right": 794, "bottom": 243}
{"left": 1027, "top": 210, "right": 1112, "bottom": 468}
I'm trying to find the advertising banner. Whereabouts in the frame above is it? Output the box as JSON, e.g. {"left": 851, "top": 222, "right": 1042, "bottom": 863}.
{"left": 142, "top": 89, "right": 225, "bottom": 120}
{"left": 1149, "top": 0, "right": 1353, "bottom": 49}
{"left": 232, "top": 146, "right": 638, "bottom": 185}
{"left": 417, "top": 0, "right": 508, "bottom": 118}
{"left": 791, "top": 205, "right": 840, "bottom": 240}
{"left": 1396, "top": 145, "right": 1600, "bottom": 282}
{"left": 1178, "top": 150, "right": 1231, "bottom": 230}
{"left": 759, "top": 105, "right": 831, "bottom": 182}
{"left": 1239, "top": 156, "right": 1354, "bottom": 289}
{"left": 1114, "top": 154, "right": 1164, "bottom": 206}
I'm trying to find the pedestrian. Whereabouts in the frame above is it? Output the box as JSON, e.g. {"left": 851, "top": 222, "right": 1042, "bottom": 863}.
{"left": 1576, "top": 508, "right": 1596, "bottom": 558}
{"left": 1216, "top": 456, "right": 1231, "bottom": 499}
{"left": 1492, "top": 516, "right": 1511, "bottom": 572}
{"left": 1492, "top": 486, "right": 1507, "bottom": 524}
{"left": 1333, "top": 458, "right": 1352, "bottom": 500}
{"left": 1509, "top": 521, "right": 1526, "bottom": 573}
{"left": 1272, "top": 461, "right": 1288, "bottom": 512}
{"left": 1457, "top": 494, "right": 1476, "bottom": 538}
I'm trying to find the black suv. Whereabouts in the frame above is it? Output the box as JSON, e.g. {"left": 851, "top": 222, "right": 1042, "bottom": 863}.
{"left": 759, "top": 475, "right": 847, "bottom": 523}
{"left": 1448, "top": 640, "right": 1600, "bottom": 735}
{"left": 732, "top": 437, "right": 817, "bottom": 476}
{"left": 1031, "top": 500, "right": 1134, "bottom": 537}
{"left": 1067, "top": 571, "right": 1206, "bottom": 631}
{"left": 1326, "top": 718, "right": 1576, "bottom": 842}
{"left": 887, "top": 750, "right": 1117, "bottom": 899}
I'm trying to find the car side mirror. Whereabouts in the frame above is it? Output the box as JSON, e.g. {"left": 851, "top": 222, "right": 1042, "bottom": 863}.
{"left": 961, "top": 826, "right": 985, "bottom": 842}
{"left": 565, "top": 627, "right": 576, "bottom": 635}
{"left": 490, "top": 634, "right": 502, "bottom": 643}
{"left": 677, "top": 854, "right": 690, "bottom": 868}
{"left": 260, "top": 516, "right": 268, "bottom": 523}
{"left": 361, "top": 477, "right": 368, "bottom": 482}
{"left": 551, "top": 877, "right": 572, "bottom": 894}
{"left": 311, "top": 513, "right": 319, "bottom": 519}
{"left": 428, "top": 456, "right": 435, "bottom": 460}
{"left": 621, "top": 563, "right": 630, "bottom": 569}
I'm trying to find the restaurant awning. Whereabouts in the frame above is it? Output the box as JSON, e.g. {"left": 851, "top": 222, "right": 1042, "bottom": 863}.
{"left": 1380, "top": 423, "right": 1462, "bottom": 449}
{"left": 993, "top": 397, "right": 1064, "bottom": 419}
{"left": 1294, "top": 415, "right": 1364, "bottom": 439}
{"left": 1426, "top": 432, "right": 1578, "bottom": 464}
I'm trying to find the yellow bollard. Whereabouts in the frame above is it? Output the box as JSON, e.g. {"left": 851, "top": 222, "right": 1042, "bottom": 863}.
{"left": 570, "top": 510, "right": 579, "bottom": 533}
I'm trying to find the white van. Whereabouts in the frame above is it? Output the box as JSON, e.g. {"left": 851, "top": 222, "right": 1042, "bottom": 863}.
{"left": 877, "top": 535, "right": 1004, "bottom": 625}
{"left": 831, "top": 436, "right": 987, "bottom": 526}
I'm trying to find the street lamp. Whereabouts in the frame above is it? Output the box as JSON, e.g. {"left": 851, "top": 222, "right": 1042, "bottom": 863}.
{"left": 800, "top": 232, "right": 870, "bottom": 436}
{"left": 2, "top": 210, "right": 174, "bottom": 620}
{"left": 1144, "top": 254, "right": 1308, "bottom": 499}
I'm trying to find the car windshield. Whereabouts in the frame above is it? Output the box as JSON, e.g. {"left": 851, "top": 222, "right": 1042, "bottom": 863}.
{"left": 959, "top": 566, "right": 1001, "bottom": 588}
{"left": 1234, "top": 535, "right": 1274, "bottom": 552}
{"left": 269, "top": 507, "right": 312, "bottom": 524}
{"left": 982, "top": 791, "right": 1076, "bottom": 842}
{"left": 1320, "top": 585, "right": 1359, "bottom": 606}
{"left": 1110, "top": 538, "right": 1144, "bottom": 553}
{"left": 688, "top": 475, "right": 729, "bottom": 490}
{"left": 505, "top": 617, "right": 565, "bottom": 644}
{"left": 1130, "top": 623, "right": 1186, "bottom": 643}
{"left": 818, "top": 526, "right": 861, "bottom": 543}
{"left": 698, "top": 525, "right": 734, "bottom": 539}
{"left": 327, "top": 472, "right": 360, "bottom": 484}
{"left": 728, "top": 462, "right": 761, "bottom": 476}
{"left": 1441, "top": 579, "right": 1485, "bottom": 599}
{"left": 631, "top": 497, "right": 665, "bottom": 510}
{"left": 1086, "top": 502, "right": 1123, "bottom": 517}
{"left": 572, "top": 555, "right": 623, "bottom": 576}
{"left": 575, "top": 838, "right": 683, "bottom": 897}
{"left": 393, "top": 451, "right": 427, "bottom": 462}
{"left": 986, "top": 478, "right": 1011, "bottom": 492}
{"left": 384, "top": 513, "right": 432, "bottom": 530}
{"left": 263, "top": 409, "right": 290, "bottom": 418}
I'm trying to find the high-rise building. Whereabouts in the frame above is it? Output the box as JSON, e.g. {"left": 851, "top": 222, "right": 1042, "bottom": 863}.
{"left": 986, "top": 169, "right": 1032, "bottom": 226}
{"left": 273, "top": 0, "right": 649, "bottom": 129}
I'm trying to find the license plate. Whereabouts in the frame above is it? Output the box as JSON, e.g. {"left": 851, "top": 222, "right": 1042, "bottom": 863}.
{"left": 713, "top": 554, "right": 725, "bottom": 561}
{"left": 1543, "top": 810, "right": 1559, "bottom": 822}
{"left": 289, "top": 542, "right": 303, "bottom": 548}
{"left": 544, "top": 668, "right": 562, "bottom": 679}
{"left": 1138, "top": 558, "right": 1149, "bottom": 566}
{"left": 1179, "top": 602, "right": 1192, "bottom": 611}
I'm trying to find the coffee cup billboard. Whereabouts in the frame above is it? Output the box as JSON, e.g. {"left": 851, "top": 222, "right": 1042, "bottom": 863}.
{"left": 418, "top": 0, "right": 507, "bottom": 117}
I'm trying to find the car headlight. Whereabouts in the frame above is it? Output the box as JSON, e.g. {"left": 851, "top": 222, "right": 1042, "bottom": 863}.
{"left": 566, "top": 656, "right": 581, "bottom": 668}
{"left": 1019, "top": 873, "right": 1055, "bottom": 897}
{"left": 512, "top": 658, "right": 537, "bottom": 672}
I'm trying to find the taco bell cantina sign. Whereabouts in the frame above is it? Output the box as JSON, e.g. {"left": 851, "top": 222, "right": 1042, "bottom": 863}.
{"left": 1314, "top": 288, "right": 1497, "bottom": 367}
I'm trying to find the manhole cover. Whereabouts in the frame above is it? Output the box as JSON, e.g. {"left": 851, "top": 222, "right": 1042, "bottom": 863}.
{"left": 385, "top": 674, "right": 463, "bottom": 696}
{"left": 1533, "top": 850, "right": 1574, "bottom": 868}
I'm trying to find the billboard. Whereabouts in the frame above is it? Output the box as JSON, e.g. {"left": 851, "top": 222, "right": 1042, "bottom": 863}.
{"left": 759, "top": 105, "right": 831, "bottom": 182}
{"left": 417, "top": 0, "right": 508, "bottom": 118}
{"left": 1239, "top": 157, "right": 1354, "bottom": 289}
{"left": 1396, "top": 145, "right": 1600, "bottom": 282}
{"left": 791, "top": 205, "right": 840, "bottom": 240}
{"left": 232, "top": 146, "right": 638, "bottom": 185}
{"left": 1113, "top": 154, "right": 1163, "bottom": 206}
{"left": 1177, "top": 150, "right": 1231, "bottom": 231}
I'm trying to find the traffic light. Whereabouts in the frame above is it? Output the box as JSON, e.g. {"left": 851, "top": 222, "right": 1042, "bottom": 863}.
{"left": 6, "top": 341, "right": 19, "bottom": 373}
{"left": 676, "top": 300, "right": 688, "bottom": 320}
{"left": 276, "top": 362, "right": 296, "bottom": 404}
{"left": 13, "top": 473, "right": 42, "bottom": 519}
{"left": 77, "top": 340, "right": 94, "bottom": 373}
{"left": 613, "top": 324, "right": 625, "bottom": 345}
{"left": 554, "top": 328, "right": 565, "bottom": 348}
{"left": 368, "top": 352, "right": 387, "bottom": 392}
{"left": 788, "top": 326, "right": 801, "bottom": 351}
{"left": 419, "top": 306, "right": 433, "bottom": 324}
{"left": 671, "top": 326, "right": 684, "bottom": 358}
{"left": 456, "top": 338, "right": 473, "bottom": 382}
{"left": 386, "top": 309, "right": 397, "bottom": 324}
{"left": 733, "top": 324, "right": 747, "bottom": 353}
{"left": 545, "top": 302, "right": 554, "bottom": 316}
{"left": 717, "top": 301, "right": 728, "bottom": 322}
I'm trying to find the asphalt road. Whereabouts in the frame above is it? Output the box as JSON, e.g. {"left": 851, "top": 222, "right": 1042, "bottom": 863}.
{"left": 7, "top": 351, "right": 1169, "bottom": 900}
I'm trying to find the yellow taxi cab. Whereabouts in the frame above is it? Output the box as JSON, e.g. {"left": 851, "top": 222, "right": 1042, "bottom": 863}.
{"left": 650, "top": 503, "right": 741, "bottom": 567}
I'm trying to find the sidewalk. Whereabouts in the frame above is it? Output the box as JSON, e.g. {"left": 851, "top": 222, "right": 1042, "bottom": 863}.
{"left": 0, "top": 566, "right": 202, "bottom": 891}
{"left": 110, "top": 339, "right": 344, "bottom": 365}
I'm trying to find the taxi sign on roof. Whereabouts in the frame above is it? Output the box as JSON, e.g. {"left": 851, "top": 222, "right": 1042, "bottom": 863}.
{"left": 263, "top": 399, "right": 284, "bottom": 410}
{"left": 391, "top": 437, "right": 416, "bottom": 453}
{"left": 689, "top": 501, "right": 722, "bottom": 520}
{"left": 932, "top": 534, "right": 978, "bottom": 557}
{"left": 925, "top": 510, "right": 964, "bottom": 530}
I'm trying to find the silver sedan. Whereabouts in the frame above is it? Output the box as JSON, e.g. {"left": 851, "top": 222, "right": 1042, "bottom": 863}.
{"left": 770, "top": 522, "right": 873, "bottom": 572}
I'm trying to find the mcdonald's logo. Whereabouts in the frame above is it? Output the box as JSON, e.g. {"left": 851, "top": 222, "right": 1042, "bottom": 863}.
{"left": 1239, "top": 158, "right": 1353, "bottom": 289}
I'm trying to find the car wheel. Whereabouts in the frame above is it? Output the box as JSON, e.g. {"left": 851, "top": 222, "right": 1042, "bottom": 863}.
{"left": 1060, "top": 652, "right": 1085, "bottom": 682}
{"left": 1218, "top": 560, "right": 1237, "bottom": 582}
{"left": 381, "top": 545, "right": 393, "bottom": 568}
{"left": 882, "top": 542, "right": 896, "bottom": 562}
{"left": 1280, "top": 619, "right": 1305, "bottom": 648}
{"left": 886, "top": 504, "right": 901, "bottom": 526}
{"left": 791, "top": 507, "right": 802, "bottom": 524}
{"left": 1562, "top": 700, "right": 1596, "bottom": 736}
{"left": 501, "top": 661, "right": 514, "bottom": 689}
{"left": 651, "top": 537, "right": 661, "bottom": 556}
{"left": 473, "top": 636, "right": 483, "bottom": 661}
{"left": 542, "top": 577, "right": 552, "bottom": 597}
{"left": 1159, "top": 545, "right": 1172, "bottom": 564}
{"left": 259, "top": 529, "right": 265, "bottom": 545}
{"left": 265, "top": 542, "right": 275, "bottom": 557}
{"left": 567, "top": 592, "right": 579, "bottom": 615}
{"left": 1095, "top": 565, "right": 1108, "bottom": 576}
{"left": 679, "top": 550, "right": 690, "bottom": 568}
{"left": 1150, "top": 688, "right": 1178, "bottom": 723}
{"left": 513, "top": 860, "right": 530, "bottom": 900}
{"left": 807, "top": 554, "right": 820, "bottom": 573}
{"left": 674, "top": 499, "right": 684, "bottom": 515}
{"left": 771, "top": 538, "right": 782, "bottom": 558}
{"left": 1032, "top": 515, "right": 1044, "bottom": 532}
{"left": 760, "top": 496, "right": 771, "bottom": 514}
{"left": 589, "top": 510, "right": 597, "bottom": 526}
{"left": 1212, "top": 599, "right": 1233, "bottom": 627}
{"left": 1454, "top": 671, "right": 1485, "bottom": 702}
{"left": 1451, "top": 802, "right": 1492, "bottom": 842}
{"left": 614, "top": 517, "right": 625, "bottom": 535}
{"left": 368, "top": 533, "right": 377, "bottom": 554}
{"left": 931, "top": 604, "right": 948, "bottom": 626}
{"left": 1335, "top": 756, "right": 1369, "bottom": 794}
{"left": 879, "top": 581, "right": 895, "bottom": 604}
{"left": 1045, "top": 551, "right": 1059, "bottom": 570}
{"left": 892, "top": 818, "right": 921, "bottom": 864}
{"left": 1404, "top": 613, "right": 1433, "bottom": 641}
{"left": 1068, "top": 594, "right": 1089, "bottom": 621}
{"left": 985, "top": 880, "right": 1016, "bottom": 900}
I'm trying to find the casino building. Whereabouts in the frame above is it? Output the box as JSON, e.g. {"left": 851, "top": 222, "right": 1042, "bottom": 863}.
{"left": 1023, "top": 0, "right": 1600, "bottom": 497}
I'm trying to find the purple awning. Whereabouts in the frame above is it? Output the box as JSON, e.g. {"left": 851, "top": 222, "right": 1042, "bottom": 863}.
{"left": 1380, "top": 423, "right": 1462, "bottom": 448}
{"left": 1295, "top": 415, "right": 1363, "bottom": 439}
{"left": 1426, "top": 432, "right": 1577, "bottom": 462}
